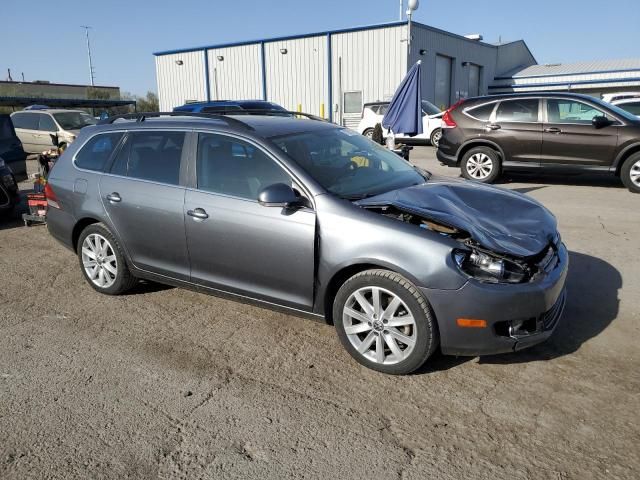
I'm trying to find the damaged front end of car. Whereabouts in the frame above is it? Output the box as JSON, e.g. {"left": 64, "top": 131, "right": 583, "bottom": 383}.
{"left": 361, "top": 203, "right": 559, "bottom": 287}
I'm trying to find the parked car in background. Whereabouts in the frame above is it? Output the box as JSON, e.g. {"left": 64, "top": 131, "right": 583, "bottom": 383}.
{"left": 0, "top": 114, "right": 27, "bottom": 180}
{"left": 437, "top": 93, "right": 640, "bottom": 193}
{"left": 11, "top": 109, "right": 97, "bottom": 154}
{"left": 173, "top": 100, "right": 287, "bottom": 114}
{"left": 46, "top": 111, "right": 567, "bottom": 375}
{"left": 601, "top": 92, "right": 640, "bottom": 103}
{"left": 357, "top": 100, "right": 444, "bottom": 147}
{"left": 612, "top": 98, "right": 640, "bottom": 117}
{"left": 0, "top": 156, "right": 19, "bottom": 217}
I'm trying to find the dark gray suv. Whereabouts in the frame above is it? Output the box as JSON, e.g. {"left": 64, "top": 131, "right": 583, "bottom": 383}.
{"left": 46, "top": 112, "right": 568, "bottom": 374}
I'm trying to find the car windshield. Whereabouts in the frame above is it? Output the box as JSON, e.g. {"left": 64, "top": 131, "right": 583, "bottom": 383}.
{"left": 422, "top": 100, "right": 441, "bottom": 116}
{"left": 53, "top": 112, "right": 97, "bottom": 130}
{"left": 271, "top": 128, "right": 429, "bottom": 199}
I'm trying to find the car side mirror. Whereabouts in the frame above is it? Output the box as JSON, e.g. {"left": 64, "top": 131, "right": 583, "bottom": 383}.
{"left": 592, "top": 115, "right": 611, "bottom": 129}
{"left": 258, "top": 183, "right": 301, "bottom": 208}
{"left": 50, "top": 134, "right": 59, "bottom": 147}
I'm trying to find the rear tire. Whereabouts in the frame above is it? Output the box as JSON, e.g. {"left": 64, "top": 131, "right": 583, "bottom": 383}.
{"left": 333, "top": 269, "right": 438, "bottom": 375}
{"left": 460, "top": 146, "right": 501, "bottom": 183}
{"left": 430, "top": 128, "right": 442, "bottom": 148}
{"left": 77, "top": 222, "right": 137, "bottom": 295}
{"left": 362, "top": 128, "right": 374, "bottom": 139}
{"left": 620, "top": 153, "right": 640, "bottom": 193}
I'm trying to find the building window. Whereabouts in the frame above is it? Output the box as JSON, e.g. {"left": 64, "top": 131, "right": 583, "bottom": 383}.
{"left": 343, "top": 91, "right": 363, "bottom": 114}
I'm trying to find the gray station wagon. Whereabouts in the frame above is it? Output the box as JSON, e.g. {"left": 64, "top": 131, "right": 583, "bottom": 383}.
{"left": 46, "top": 112, "right": 568, "bottom": 374}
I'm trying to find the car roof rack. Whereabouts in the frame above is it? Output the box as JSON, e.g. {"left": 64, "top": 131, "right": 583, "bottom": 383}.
{"left": 98, "top": 111, "right": 255, "bottom": 130}
{"left": 98, "top": 110, "right": 328, "bottom": 129}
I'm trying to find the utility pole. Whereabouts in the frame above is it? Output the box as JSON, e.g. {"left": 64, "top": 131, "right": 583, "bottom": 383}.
{"left": 399, "top": 0, "right": 404, "bottom": 20}
{"left": 81, "top": 26, "right": 95, "bottom": 86}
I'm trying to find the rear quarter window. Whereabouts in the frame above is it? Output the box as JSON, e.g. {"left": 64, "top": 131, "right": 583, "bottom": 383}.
{"left": 465, "top": 103, "right": 495, "bottom": 121}
{"left": 75, "top": 132, "right": 124, "bottom": 172}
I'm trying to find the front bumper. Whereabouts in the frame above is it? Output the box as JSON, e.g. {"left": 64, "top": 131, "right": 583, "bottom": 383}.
{"left": 421, "top": 242, "right": 569, "bottom": 356}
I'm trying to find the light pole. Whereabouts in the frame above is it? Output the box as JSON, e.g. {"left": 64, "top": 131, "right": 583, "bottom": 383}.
{"left": 81, "top": 26, "right": 95, "bottom": 86}
{"left": 399, "top": 0, "right": 403, "bottom": 20}
{"left": 406, "top": 0, "right": 419, "bottom": 54}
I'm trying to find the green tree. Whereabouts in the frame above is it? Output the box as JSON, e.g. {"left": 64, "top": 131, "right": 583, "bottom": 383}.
{"left": 136, "top": 91, "right": 159, "bottom": 112}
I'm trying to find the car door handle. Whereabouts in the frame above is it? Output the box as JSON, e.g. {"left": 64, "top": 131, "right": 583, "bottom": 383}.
{"left": 544, "top": 127, "right": 562, "bottom": 134}
{"left": 187, "top": 208, "right": 209, "bottom": 220}
{"left": 106, "top": 192, "right": 121, "bottom": 203}
{"left": 485, "top": 124, "right": 501, "bottom": 130}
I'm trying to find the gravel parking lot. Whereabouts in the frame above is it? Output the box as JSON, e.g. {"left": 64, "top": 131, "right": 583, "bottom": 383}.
{"left": 1, "top": 147, "right": 638, "bottom": 479}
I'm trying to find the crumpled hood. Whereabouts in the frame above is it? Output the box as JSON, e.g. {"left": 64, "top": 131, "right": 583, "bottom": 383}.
{"left": 357, "top": 175, "right": 557, "bottom": 257}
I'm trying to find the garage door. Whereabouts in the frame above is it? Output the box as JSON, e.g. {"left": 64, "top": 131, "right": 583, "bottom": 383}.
{"left": 435, "top": 55, "right": 453, "bottom": 110}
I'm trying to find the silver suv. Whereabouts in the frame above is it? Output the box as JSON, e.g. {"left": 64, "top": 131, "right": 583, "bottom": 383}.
{"left": 46, "top": 112, "right": 568, "bottom": 374}
{"left": 11, "top": 109, "right": 96, "bottom": 153}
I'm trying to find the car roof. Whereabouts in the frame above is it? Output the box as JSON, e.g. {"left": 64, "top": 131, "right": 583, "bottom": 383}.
{"left": 13, "top": 109, "right": 85, "bottom": 114}
{"left": 91, "top": 114, "right": 338, "bottom": 139}
{"left": 464, "top": 92, "right": 603, "bottom": 103}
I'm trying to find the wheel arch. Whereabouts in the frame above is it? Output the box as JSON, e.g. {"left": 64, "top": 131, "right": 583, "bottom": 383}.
{"left": 72, "top": 217, "right": 102, "bottom": 252}
{"left": 614, "top": 143, "right": 640, "bottom": 176}
{"left": 456, "top": 140, "right": 505, "bottom": 166}
{"left": 321, "top": 261, "right": 423, "bottom": 325}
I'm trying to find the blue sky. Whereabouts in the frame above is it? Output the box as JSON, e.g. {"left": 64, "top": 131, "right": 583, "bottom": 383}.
{"left": 2, "top": 0, "right": 639, "bottom": 96}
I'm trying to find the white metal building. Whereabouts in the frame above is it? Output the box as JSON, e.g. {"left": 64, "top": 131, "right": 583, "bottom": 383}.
{"left": 154, "top": 21, "right": 536, "bottom": 127}
{"left": 490, "top": 58, "right": 640, "bottom": 98}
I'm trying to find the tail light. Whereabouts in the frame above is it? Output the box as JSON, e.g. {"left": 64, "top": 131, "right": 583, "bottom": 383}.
{"left": 44, "top": 183, "right": 60, "bottom": 209}
{"left": 442, "top": 99, "right": 465, "bottom": 129}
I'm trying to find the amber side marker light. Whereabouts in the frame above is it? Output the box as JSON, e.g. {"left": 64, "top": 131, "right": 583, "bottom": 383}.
{"left": 456, "top": 318, "right": 487, "bottom": 328}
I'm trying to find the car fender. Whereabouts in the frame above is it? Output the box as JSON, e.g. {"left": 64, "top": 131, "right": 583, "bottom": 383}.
{"left": 456, "top": 138, "right": 506, "bottom": 163}
{"left": 612, "top": 141, "right": 640, "bottom": 172}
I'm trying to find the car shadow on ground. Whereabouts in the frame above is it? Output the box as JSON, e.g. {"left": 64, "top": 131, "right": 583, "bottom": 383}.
{"left": 418, "top": 250, "right": 621, "bottom": 373}
{"left": 499, "top": 172, "right": 624, "bottom": 189}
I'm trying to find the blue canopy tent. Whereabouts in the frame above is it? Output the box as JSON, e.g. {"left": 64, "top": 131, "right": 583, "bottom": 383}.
{"left": 382, "top": 60, "right": 423, "bottom": 138}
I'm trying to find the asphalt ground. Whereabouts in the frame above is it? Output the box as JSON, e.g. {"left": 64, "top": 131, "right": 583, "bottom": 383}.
{"left": 0, "top": 148, "right": 638, "bottom": 479}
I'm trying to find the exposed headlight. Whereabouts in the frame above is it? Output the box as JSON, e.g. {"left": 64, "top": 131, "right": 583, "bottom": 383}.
{"left": 454, "top": 249, "right": 528, "bottom": 284}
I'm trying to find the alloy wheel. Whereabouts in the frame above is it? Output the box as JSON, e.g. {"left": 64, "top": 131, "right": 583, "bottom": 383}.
{"left": 81, "top": 233, "right": 118, "bottom": 288}
{"left": 630, "top": 159, "right": 640, "bottom": 188}
{"left": 342, "top": 286, "right": 416, "bottom": 365}
{"left": 431, "top": 130, "right": 442, "bottom": 147}
{"left": 466, "top": 153, "right": 493, "bottom": 179}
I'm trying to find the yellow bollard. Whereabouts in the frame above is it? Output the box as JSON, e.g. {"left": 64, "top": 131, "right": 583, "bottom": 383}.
{"left": 320, "top": 103, "right": 325, "bottom": 119}
{"left": 297, "top": 103, "right": 302, "bottom": 113}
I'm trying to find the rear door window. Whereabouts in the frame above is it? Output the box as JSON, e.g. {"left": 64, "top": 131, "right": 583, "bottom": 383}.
{"left": 11, "top": 113, "right": 39, "bottom": 130}
{"left": 109, "top": 131, "right": 185, "bottom": 185}
{"left": 496, "top": 99, "right": 539, "bottom": 122}
{"left": 75, "top": 132, "right": 124, "bottom": 172}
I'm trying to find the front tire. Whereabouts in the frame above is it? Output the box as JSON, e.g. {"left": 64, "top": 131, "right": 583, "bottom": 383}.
{"left": 362, "top": 128, "right": 374, "bottom": 139}
{"left": 77, "top": 223, "right": 137, "bottom": 295}
{"left": 620, "top": 153, "right": 640, "bottom": 193}
{"left": 333, "top": 269, "right": 438, "bottom": 375}
{"left": 460, "top": 146, "right": 501, "bottom": 183}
